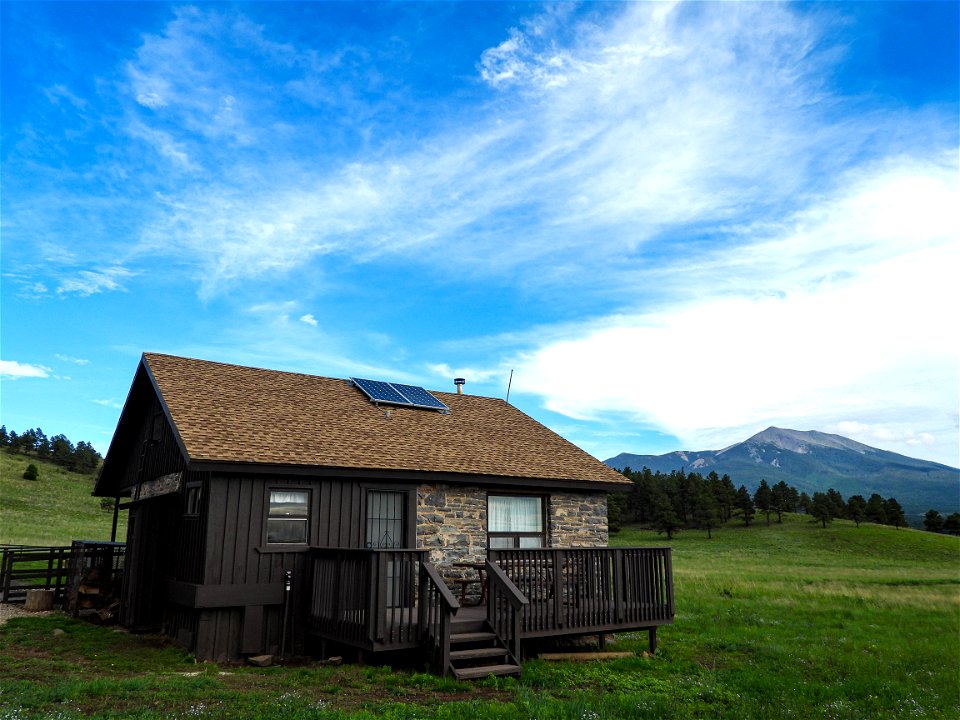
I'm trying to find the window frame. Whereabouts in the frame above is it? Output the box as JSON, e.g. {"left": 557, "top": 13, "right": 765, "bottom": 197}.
{"left": 361, "top": 485, "right": 416, "bottom": 549}
{"left": 183, "top": 483, "right": 202, "bottom": 517}
{"left": 487, "top": 493, "right": 548, "bottom": 549}
{"left": 264, "top": 487, "right": 311, "bottom": 546}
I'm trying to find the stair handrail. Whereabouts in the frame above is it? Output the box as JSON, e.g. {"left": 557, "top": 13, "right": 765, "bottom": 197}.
{"left": 418, "top": 561, "right": 460, "bottom": 675}
{"left": 485, "top": 559, "right": 528, "bottom": 667}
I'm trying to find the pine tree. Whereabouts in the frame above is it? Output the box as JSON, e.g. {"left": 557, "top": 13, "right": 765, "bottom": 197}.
{"left": 692, "top": 484, "right": 723, "bottom": 539}
{"left": 811, "top": 492, "right": 833, "bottom": 528}
{"left": 884, "top": 498, "right": 906, "bottom": 529}
{"left": 944, "top": 513, "right": 960, "bottom": 536}
{"left": 923, "top": 509, "right": 945, "bottom": 533}
{"left": 651, "top": 490, "right": 682, "bottom": 539}
{"left": 865, "top": 494, "right": 887, "bottom": 524}
{"left": 754, "top": 479, "right": 773, "bottom": 526}
{"left": 846, "top": 495, "right": 867, "bottom": 528}
{"left": 736, "top": 485, "right": 755, "bottom": 526}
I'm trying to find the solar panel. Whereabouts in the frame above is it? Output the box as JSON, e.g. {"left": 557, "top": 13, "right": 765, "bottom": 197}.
{"left": 351, "top": 377, "right": 449, "bottom": 412}
{"left": 391, "top": 382, "right": 449, "bottom": 410}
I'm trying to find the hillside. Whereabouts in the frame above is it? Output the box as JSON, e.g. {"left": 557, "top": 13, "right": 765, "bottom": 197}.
{"left": 0, "top": 452, "right": 124, "bottom": 545}
{"left": 606, "top": 427, "right": 960, "bottom": 519}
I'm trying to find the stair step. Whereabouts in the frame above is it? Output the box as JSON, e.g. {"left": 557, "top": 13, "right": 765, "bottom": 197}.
{"left": 450, "top": 631, "right": 497, "bottom": 644}
{"left": 450, "top": 646, "right": 509, "bottom": 661}
{"left": 450, "top": 620, "right": 486, "bottom": 633}
{"left": 453, "top": 663, "right": 522, "bottom": 680}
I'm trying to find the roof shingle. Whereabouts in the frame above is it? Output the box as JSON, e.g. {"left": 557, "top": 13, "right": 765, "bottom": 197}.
{"left": 143, "top": 353, "right": 629, "bottom": 486}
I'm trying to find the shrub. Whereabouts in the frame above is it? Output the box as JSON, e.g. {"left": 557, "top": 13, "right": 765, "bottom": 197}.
{"left": 23, "top": 463, "right": 39, "bottom": 481}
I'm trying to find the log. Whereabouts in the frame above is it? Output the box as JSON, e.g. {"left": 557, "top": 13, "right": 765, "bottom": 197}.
{"left": 537, "top": 651, "right": 636, "bottom": 662}
{"left": 24, "top": 589, "right": 55, "bottom": 612}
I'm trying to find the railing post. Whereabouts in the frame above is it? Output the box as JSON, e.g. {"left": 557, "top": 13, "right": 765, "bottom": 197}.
{"left": 613, "top": 548, "right": 625, "bottom": 623}
{"left": 553, "top": 549, "right": 565, "bottom": 629}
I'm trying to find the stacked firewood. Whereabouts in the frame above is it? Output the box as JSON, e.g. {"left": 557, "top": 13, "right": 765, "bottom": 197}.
{"left": 73, "top": 566, "right": 122, "bottom": 623}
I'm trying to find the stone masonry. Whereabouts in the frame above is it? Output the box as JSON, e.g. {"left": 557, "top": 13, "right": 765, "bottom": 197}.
{"left": 416, "top": 484, "right": 609, "bottom": 599}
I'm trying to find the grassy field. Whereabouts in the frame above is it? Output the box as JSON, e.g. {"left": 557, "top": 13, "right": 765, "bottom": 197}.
{"left": 1, "top": 515, "right": 957, "bottom": 719}
{"left": 0, "top": 453, "right": 124, "bottom": 546}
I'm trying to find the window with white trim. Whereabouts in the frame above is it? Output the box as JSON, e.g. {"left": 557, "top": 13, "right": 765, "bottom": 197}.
{"left": 266, "top": 490, "right": 310, "bottom": 544}
{"left": 488, "top": 494, "right": 545, "bottom": 548}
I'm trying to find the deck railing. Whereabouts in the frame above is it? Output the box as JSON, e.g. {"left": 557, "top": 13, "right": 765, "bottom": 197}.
{"left": 485, "top": 559, "right": 527, "bottom": 663}
{"left": 488, "top": 547, "right": 674, "bottom": 635}
{"left": 308, "top": 548, "right": 428, "bottom": 650}
{"left": 418, "top": 561, "right": 460, "bottom": 674}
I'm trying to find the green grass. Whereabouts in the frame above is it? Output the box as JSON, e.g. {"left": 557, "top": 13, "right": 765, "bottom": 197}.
{"left": 0, "top": 453, "right": 124, "bottom": 546}
{"left": 1, "top": 515, "right": 957, "bottom": 718}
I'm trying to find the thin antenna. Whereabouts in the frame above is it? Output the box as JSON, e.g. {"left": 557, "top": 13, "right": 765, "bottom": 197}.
{"left": 506, "top": 369, "right": 514, "bottom": 403}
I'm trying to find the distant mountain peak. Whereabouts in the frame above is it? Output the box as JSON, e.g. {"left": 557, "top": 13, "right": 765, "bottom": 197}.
{"left": 746, "top": 427, "right": 875, "bottom": 455}
{"left": 604, "top": 427, "right": 959, "bottom": 520}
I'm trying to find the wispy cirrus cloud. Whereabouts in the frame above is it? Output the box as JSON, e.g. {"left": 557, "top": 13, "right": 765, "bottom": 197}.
{"left": 56, "top": 267, "right": 135, "bottom": 297}
{"left": 55, "top": 354, "right": 90, "bottom": 366}
{"left": 117, "top": 2, "right": 951, "bottom": 303}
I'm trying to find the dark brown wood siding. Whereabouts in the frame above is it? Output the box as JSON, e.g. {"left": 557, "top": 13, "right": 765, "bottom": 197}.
{"left": 189, "top": 474, "right": 379, "bottom": 661}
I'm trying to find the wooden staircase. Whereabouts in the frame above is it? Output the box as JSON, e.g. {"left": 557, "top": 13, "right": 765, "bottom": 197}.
{"left": 448, "top": 613, "right": 521, "bottom": 680}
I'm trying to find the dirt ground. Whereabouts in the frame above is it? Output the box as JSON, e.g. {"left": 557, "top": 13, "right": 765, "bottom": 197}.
{"left": 0, "top": 602, "right": 52, "bottom": 625}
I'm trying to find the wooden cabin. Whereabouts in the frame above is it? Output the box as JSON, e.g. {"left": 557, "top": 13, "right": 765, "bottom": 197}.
{"left": 95, "top": 353, "right": 674, "bottom": 678}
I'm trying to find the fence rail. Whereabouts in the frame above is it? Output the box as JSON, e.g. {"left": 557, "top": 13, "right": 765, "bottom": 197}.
{"left": 0, "top": 542, "right": 125, "bottom": 609}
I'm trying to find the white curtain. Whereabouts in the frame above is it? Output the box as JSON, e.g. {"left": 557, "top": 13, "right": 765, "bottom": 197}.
{"left": 270, "top": 490, "right": 308, "bottom": 517}
{"left": 489, "top": 495, "right": 542, "bottom": 532}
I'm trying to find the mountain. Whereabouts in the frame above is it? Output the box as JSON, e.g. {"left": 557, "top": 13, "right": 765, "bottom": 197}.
{"left": 605, "top": 427, "right": 959, "bottom": 520}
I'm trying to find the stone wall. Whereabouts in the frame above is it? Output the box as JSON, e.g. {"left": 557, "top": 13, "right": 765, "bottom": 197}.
{"left": 548, "top": 492, "right": 608, "bottom": 548}
{"left": 416, "top": 483, "right": 608, "bottom": 566}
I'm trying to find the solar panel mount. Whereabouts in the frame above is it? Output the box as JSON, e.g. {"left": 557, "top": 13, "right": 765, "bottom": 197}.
{"left": 351, "top": 377, "right": 449, "bottom": 413}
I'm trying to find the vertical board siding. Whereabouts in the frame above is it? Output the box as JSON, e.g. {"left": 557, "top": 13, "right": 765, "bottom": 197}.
{"left": 190, "top": 474, "right": 373, "bottom": 661}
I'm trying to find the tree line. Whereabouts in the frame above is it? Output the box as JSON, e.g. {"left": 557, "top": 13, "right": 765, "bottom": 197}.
{"left": 610, "top": 466, "right": 958, "bottom": 537}
{"left": 0, "top": 425, "right": 103, "bottom": 474}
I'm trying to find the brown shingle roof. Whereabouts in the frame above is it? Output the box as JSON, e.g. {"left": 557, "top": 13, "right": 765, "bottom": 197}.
{"left": 143, "top": 353, "right": 628, "bottom": 486}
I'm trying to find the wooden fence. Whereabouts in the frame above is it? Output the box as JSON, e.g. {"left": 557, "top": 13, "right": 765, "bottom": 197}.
{"left": 0, "top": 542, "right": 125, "bottom": 609}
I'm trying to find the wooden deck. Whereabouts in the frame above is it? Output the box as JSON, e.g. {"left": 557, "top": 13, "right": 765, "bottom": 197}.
{"left": 307, "top": 546, "right": 674, "bottom": 675}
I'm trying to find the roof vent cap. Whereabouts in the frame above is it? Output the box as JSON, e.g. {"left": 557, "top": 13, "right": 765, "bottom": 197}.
{"left": 454, "top": 378, "right": 466, "bottom": 394}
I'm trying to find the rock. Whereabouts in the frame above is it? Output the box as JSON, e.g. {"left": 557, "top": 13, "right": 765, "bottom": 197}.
{"left": 52, "top": 628, "right": 66, "bottom": 637}
{"left": 323, "top": 656, "right": 342, "bottom": 666}
{"left": 247, "top": 654, "right": 273, "bottom": 667}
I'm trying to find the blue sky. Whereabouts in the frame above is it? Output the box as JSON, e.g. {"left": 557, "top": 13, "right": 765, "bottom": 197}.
{"left": 2, "top": 1, "right": 958, "bottom": 468}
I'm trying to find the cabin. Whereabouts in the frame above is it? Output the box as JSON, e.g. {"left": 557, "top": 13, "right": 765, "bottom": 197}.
{"left": 94, "top": 353, "right": 674, "bottom": 678}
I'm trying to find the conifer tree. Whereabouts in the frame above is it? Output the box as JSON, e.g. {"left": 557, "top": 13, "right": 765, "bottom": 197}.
{"left": 923, "top": 509, "right": 944, "bottom": 533}
{"left": 883, "top": 498, "right": 906, "bottom": 529}
{"left": 754, "top": 479, "right": 773, "bottom": 526}
{"left": 811, "top": 492, "right": 833, "bottom": 528}
{"left": 944, "top": 513, "right": 960, "bottom": 536}
{"left": 846, "top": 495, "right": 867, "bottom": 528}
{"left": 736, "top": 485, "right": 755, "bottom": 526}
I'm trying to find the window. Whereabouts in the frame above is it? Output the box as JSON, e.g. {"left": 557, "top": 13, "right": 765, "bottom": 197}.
{"left": 267, "top": 490, "right": 309, "bottom": 544}
{"left": 366, "top": 490, "right": 407, "bottom": 549}
{"left": 184, "top": 484, "right": 202, "bottom": 516}
{"left": 488, "top": 495, "right": 545, "bottom": 548}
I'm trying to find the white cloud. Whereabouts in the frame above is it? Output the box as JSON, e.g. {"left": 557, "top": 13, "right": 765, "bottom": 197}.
{"left": 512, "top": 157, "right": 960, "bottom": 466}
{"left": 299, "top": 314, "right": 318, "bottom": 327}
{"left": 56, "top": 267, "right": 134, "bottom": 297}
{"left": 426, "top": 363, "right": 504, "bottom": 386}
{"left": 0, "top": 360, "right": 51, "bottom": 379}
{"left": 93, "top": 399, "right": 123, "bottom": 410}
{"left": 125, "top": 1, "right": 953, "bottom": 303}
{"left": 55, "top": 354, "right": 90, "bottom": 366}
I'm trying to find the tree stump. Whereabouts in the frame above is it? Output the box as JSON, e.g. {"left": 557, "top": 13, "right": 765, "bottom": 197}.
{"left": 24, "top": 589, "right": 55, "bottom": 612}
